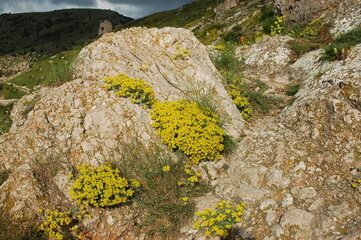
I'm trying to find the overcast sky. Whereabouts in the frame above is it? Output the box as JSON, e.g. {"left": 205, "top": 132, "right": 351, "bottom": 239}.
{"left": 0, "top": 0, "right": 194, "bottom": 19}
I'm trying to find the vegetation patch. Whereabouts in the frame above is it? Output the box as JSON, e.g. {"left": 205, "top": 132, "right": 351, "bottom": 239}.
{"left": 323, "top": 28, "right": 361, "bottom": 61}
{"left": 194, "top": 200, "right": 246, "bottom": 238}
{"left": 0, "top": 83, "right": 27, "bottom": 99}
{"left": 10, "top": 49, "right": 79, "bottom": 89}
{"left": 116, "top": 140, "right": 209, "bottom": 238}
{"left": 0, "top": 103, "right": 14, "bottom": 134}
{"left": 38, "top": 207, "right": 91, "bottom": 240}
{"left": 69, "top": 164, "right": 140, "bottom": 207}
{"left": 104, "top": 73, "right": 156, "bottom": 109}
{"left": 151, "top": 100, "right": 224, "bottom": 164}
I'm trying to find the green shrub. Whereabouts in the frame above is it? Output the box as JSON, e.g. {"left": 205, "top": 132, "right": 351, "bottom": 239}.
{"left": 151, "top": 100, "right": 224, "bottom": 164}
{"left": 69, "top": 164, "right": 140, "bottom": 207}
{"left": 194, "top": 200, "right": 246, "bottom": 238}
{"left": 221, "top": 25, "right": 244, "bottom": 43}
{"left": 323, "top": 28, "right": 361, "bottom": 61}
{"left": 104, "top": 73, "right": 156, "bottom": 109}
{"left": 0, "top": 103, "right": 13, "bottom": 135}
{"left": 259, "top": 6, "right": 276, "bottom": 34}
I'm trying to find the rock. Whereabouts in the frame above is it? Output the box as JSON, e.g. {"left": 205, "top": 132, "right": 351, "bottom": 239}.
{"left": 290, "top": 186, "right": 318, "bottom": 200}
{"left": 75, "top": 27, "right": 246, "bottom": 138}
{"left": 274, "top": 0, "right": 339, "bottom": 24}
{"left": 280, "top": 208, "right": 315, "bottom": 229}
{"left": 330, "top": 0, "right": 361, "bottom": 36}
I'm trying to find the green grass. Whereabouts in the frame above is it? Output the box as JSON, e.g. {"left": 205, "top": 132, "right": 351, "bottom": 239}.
{"left": 9, "top": 49, "right": 79, "bottom": 89}
{"left": 0, "top": 103, "right": 13, "bottom": 134}
{"left": 114, "top": 139, "right": 210, "bottom": 238}
{"left": 123, "top": 0, "right": 220, "bottom": 29}
{"left": 0, "top": 83, "right": 27, "bottom": 99}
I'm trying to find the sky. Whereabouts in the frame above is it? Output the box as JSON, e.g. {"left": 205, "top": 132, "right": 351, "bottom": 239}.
{"left": 0, "top": 0, "right": 194, "bottom": 19}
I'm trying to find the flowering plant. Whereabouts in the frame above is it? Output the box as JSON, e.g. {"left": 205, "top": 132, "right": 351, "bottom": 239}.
{"left": 194, "top": 200, "right": 246, "bottom": 238}
{"left": 69, "top": 164, "right": 140, "bottom": 207}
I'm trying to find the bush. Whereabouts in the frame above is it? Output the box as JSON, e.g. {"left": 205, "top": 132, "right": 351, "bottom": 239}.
{"left": 260, "top": 6, "right": 276, "bottom": 34}
{"left": 194, "top": 200, "right": 246, "bottom": 238}
{"left": 69, "top": 164, "right": 140, "bottom": 207}
{"left": 151, "top": 100, "right": 224, "bottom": 164}
{"left": 323, "top": 28, "right": 361, "bottom": 61}
{"left": 104, "top": 73, "right": 156, "bottom": 109}
{"left": 221, "top": 25, "right": 244, "bottom": 43}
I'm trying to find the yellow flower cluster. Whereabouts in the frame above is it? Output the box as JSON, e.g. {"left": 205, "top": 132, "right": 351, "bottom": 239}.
{"left": 22, "top": 99, "right": 32, "bottom": 104}
{"left": 150, "top": 100, "right": 224, "bottom": 164}
{"left": 69, "top": 164, "right": 140, "bottom": 207}
{"left": 173, "top": 45, "right": 190, "bottom": 59}
{"left": 351, "top": 179, "right": 361, "bottom": 188}
{"left": 184, "top": 164, "right": 201, "bottom": 187}
{"left": 38, "top": 208, "right": 88, "bottom": 240}
{"left": 194, "top": 200, "right": 246, "bottom": 238}
{"left": 271, "top": 16, "right": 285, "bottom": 36}
{"left": 228, "top": 84, "right": 252, "bottom": 119}
{"left": 162, "top": 165, "right": 171, "bottom": 172}
{"left": 104, "top": 73, "right": 156, "bottom": 108}
{"left": 213, "top": 45, "right": 226, "bottom": 50}
{"left": 300, "top": 18, "right": 323, "bottom": 38}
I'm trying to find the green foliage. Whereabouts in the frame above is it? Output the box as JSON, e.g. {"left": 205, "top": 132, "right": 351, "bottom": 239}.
{"left": 10, "top": 49, "right": 79, "bottom": 89}
{"left": 259, "top": 6, "right": 276, "bottom": 34}
{"left": 69, "top": 164, "right": 140, "bottom": 207}
{"left": 104, "top": 73, "right": 156, "bottom": 109}
{"left": 0, "top": 103, "right": 13, "bottom": 135}
{"left": 323, "top": 29, "right": 361, "bottom": 61}
{"left": 244, "top": 79, "right": 280, "bottom": 114}
{"left": 288, "top": 40, "right": 321, "bottom": 58}
{"left": 285, "top": 82, "right": 301, "bottom": 96}
{"left": 0, "top": 83, "right": 27, "bottom": 99}
{"left": 194, "top": 200, "right": 246, "bottom": 238}
{"left": 221, "top": 25, "right": 244, "bottom": 43}
{"left": 0, "top": 9, "right": 132, "bottom": 56}
{"left": 151, "top": 100, "right": 224, "bottom": 164}
{"left": 212, "top": 43, "right": 253, "bottom": 118}
{"left": 116, "top": 140, "right": 208, "bottom": 237}
{"left": 299, "top": 18, "right": 324, "bottom": 38}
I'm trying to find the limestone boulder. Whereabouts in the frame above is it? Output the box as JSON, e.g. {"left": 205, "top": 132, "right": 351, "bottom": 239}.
{"left": 75, "top": 27, "right": 245, "bottom": 137}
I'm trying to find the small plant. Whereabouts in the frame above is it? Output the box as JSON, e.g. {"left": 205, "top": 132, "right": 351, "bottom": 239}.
{"left": 228, "top": 83, "right": 252, "bottom": 119}
{"left": 194, "top": 200, "right": 246, "bottom": 238}
{"left": 38, "top": 207, "right": 90, "bottom": 240}
{"left": 173, "top": 45, "right": 190, "bottom": 59}
{"left": 69, "top": 164, "right": 140, "bottom": 207}
{"left": 104, "top": 73, "right": 156, "bottom": 109}
{"left": 271, "top": 16, "right": 286, "bottom": 36}
{"left": 351, "top": 179, "right": 361, "bottom": 188}
{"left": 151, "top": 100, "right": 224, "bottom": 164}
{"left": 285, "top": 82, "right": 301, "bottom": 96}
{"left": 300, "top": 18, "right": 324, "bottom": 38}
{"left": 48, "top": 56, "right": 75, "bottom": 86}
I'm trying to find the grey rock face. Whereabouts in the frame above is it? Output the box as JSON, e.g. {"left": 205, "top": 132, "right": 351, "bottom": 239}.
{"left": 75, "top": 27, "right": 245, "bottom": 137}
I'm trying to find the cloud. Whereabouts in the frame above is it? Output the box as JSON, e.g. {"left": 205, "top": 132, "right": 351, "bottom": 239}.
{"left": 49, "top": 0, "right": 96, "bottom": 7}
{"left": 0, "top": 0, "right": 193, "bottom": 18}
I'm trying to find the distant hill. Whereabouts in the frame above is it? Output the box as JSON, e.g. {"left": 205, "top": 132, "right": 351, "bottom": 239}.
{"left": 0, "top": 9, "right": 133, "bottom": 56}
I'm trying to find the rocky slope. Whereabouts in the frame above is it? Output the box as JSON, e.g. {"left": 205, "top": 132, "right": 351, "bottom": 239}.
{"left": 0, "top": 0, "right": 361, "bottom": 239}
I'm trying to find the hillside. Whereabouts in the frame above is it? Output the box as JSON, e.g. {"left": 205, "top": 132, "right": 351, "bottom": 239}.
{"left": 1, "top": 0, "right": 361, "bottom": 239}
{"left": 0, "top": 9, "right": 133, "bottom": 56}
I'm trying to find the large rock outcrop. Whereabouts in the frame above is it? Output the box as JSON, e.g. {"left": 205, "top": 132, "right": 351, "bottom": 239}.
{"left": 0, "top": 27, "right": 245, "bottom": 238}
{"left": 182, "top": 44, "right": 361, "bottom": 240}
